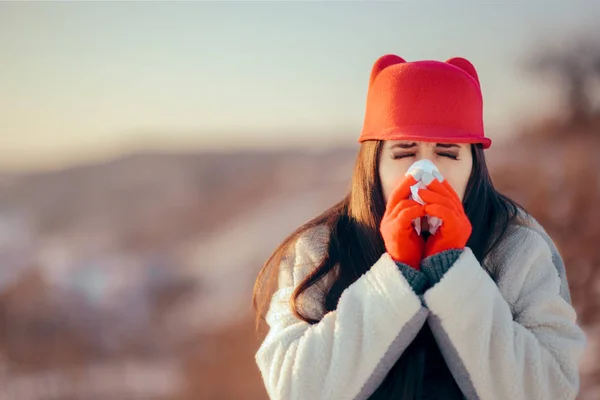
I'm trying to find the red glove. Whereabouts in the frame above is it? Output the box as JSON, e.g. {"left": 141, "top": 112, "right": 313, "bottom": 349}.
{"left": 380, "top": 176, "right": 427, "bottom": 269}
{"left": 418, "top": 178, "right": 472, "bottom": 258}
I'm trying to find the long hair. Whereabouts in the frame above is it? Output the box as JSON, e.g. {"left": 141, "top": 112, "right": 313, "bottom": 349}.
{"left": 252, "top": 141, "right": 523, "bottom": 398}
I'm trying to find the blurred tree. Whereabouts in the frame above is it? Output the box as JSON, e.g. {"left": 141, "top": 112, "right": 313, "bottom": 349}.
{"left": 526, "top": 37, "right": 600, "bottom": 127}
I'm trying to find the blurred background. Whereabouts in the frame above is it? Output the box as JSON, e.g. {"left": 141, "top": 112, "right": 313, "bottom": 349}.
{"left": 1, "top": 1, "right": 600, "bottom": 399}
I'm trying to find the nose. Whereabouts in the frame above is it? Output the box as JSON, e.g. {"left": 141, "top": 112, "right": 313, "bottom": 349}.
{"left": 415, "top": 148, "right": 437, "bottom": 164}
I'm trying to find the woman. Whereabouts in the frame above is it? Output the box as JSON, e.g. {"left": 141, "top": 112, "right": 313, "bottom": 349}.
{"left": 252, "top": 54, "right": 586, "bottom": 400}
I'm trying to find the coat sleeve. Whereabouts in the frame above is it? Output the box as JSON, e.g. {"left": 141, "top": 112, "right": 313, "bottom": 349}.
{"left": 255, "top": 233, "right": 429, "bottom": 400}
{"left": 421, "top": 227, "right": 586, "bottom": 400}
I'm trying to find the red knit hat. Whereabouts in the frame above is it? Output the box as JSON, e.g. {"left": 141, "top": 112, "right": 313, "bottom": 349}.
{"left": 358, "top": 55, "right": 491, "bottom": 149}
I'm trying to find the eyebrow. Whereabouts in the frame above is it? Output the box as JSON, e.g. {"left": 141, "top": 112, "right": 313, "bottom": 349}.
{"left": 390, "top": 142, "right": 417, "bottom": 149}
{"left": 435, "top": 143, "right": 461, "bottom": 149}
{"left": 390, "top": 142, "right": 461, "bottom": 150}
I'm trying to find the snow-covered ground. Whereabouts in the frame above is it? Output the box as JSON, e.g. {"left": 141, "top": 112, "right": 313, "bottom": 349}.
{"left": 0, "top": 358, "right": 184, "bottom": 400}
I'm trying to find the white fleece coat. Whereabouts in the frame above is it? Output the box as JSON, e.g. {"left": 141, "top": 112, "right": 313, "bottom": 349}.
{"left": 255, "top": 216, "right": 586, "bottom": 400}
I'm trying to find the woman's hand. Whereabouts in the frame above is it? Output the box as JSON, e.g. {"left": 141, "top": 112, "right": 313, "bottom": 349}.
{"left": 380, "top": 176, "right": 427, "bottom": 269}
{"left": 418, "top": 178, "right": 472, "bottom": 258}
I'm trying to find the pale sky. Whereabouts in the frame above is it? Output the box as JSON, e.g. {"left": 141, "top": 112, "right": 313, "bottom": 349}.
{"left": 2, "top": 1, "right": 599, "bottom": 171}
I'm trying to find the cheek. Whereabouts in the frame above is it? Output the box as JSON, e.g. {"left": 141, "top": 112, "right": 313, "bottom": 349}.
{"left": 438, "top": 164, "right": 472, "bottom": 201}
{"left": 379, "top": 158, "right": 411, "bottom": 203}
{"left": 445, "top": 176, "right": 468, "bottom": 201}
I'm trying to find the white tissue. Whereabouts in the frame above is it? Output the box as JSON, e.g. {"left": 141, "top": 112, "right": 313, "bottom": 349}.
{"left": 405, "top": 160, "right": 444, "bottom": 235}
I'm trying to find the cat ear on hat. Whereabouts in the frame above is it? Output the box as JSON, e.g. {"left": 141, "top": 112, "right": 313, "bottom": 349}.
{"left": 369, "top": 54, "right": 406, "bottom": 86}
{"left": 446, "top": 57, "right": 480, "bottom": 86}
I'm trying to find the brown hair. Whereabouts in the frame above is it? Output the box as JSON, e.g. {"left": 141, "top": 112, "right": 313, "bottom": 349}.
{"left": 252, "top": 141, "right": 522, "bottom": 398}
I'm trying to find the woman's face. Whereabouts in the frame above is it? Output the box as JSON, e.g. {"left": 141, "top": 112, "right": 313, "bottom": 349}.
{"left": 379, "top": 140, "right": 473, "bottom": 204}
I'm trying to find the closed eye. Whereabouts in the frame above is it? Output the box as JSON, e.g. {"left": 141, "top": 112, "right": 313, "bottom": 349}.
{"left": 438, "top": 153, "right": 459, "bottom": 160}
{"left": 391, "top": 153, "right": 415, "bottom": 160}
